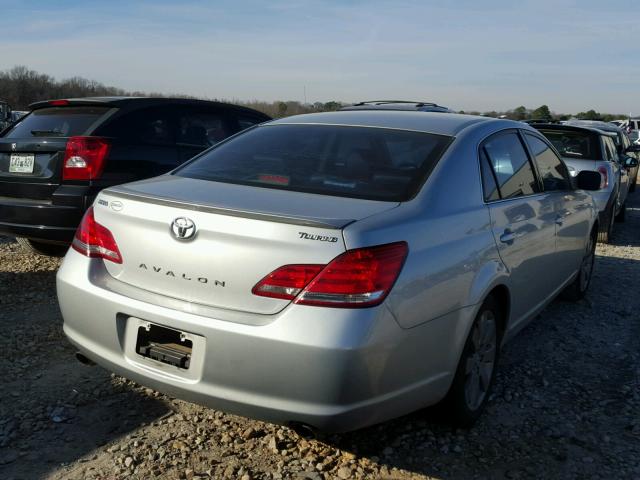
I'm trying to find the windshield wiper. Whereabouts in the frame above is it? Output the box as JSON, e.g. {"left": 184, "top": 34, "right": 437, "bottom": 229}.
{"left": 31, "top": 129, "right": 64, "bottom": 136}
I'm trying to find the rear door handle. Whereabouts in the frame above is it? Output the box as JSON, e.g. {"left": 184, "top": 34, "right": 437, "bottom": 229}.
{"left": 499, "top": 230, "right": 516, "bottom": 244}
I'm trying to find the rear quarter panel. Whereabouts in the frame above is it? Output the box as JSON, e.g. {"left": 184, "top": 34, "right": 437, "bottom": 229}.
{"left": 343, "top": 122, "right": 508, "bottom": 330}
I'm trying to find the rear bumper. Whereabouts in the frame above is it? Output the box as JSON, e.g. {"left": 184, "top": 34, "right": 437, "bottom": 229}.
{"left": 0, "top": 196, "right": 85, "bottom": 243}
{"left": 57, "top": 250, "right": 471, "bottom": 432}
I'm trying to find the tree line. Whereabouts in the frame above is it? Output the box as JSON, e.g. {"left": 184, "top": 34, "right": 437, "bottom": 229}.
{"left": 0, "top": 66, "right": 344, "bottom": 118}
{"left": 0, "top": 65, "right": 630, "bottom": 121}
{"left": 465, "top": 104, "right": 626, "bottom": 122}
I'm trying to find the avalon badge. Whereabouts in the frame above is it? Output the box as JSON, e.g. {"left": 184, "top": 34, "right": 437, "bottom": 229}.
{"left": 171, "top": 217, "right": 196, "bottom": 241}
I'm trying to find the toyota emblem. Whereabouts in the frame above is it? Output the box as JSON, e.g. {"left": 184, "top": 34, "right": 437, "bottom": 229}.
{"left": 171, "top": 217, "right": 196, "bottom": 241}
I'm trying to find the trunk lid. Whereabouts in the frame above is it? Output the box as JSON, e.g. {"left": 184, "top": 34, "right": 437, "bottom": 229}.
{"left": 560, "top": 157, "right": 598, "bottom": 177}
{"left": 96, "top": 175, "right": 399, "bottom": 314}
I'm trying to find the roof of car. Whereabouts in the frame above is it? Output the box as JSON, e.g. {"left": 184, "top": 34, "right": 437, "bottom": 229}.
{"left": 532, "top": 123, "right": 612, "bottom": 137}
{"left": 268, "top": 110, "right": 510, "bottom": 136}
{"left": 563, "top": 120, "right": 623, "bottom": 134}
{"left": 28, "top": 96, "right": 271, "bottom": 118}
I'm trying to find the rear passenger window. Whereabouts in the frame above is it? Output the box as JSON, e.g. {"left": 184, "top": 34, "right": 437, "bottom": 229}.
{"left": 102, "top": 107, "right": 175, "bottom": 145}
{"left": 480, "top": 149, "right": 501, "bottom": 202}
{"left": 524, "top": 134, "right": 570, "bottom": 191}
{"left": 482, "top": 132, "right": 540, "bottom": 199}
{"left": 603, "top": 137, "right": 617, "bottom": 163}
{"left": 177, "top": 111, "right": 231, "bottom": 146}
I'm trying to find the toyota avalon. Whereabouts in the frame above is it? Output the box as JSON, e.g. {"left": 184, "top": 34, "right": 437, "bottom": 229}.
{"left": 57, "top": 111, "right": 602, "bottom": 432}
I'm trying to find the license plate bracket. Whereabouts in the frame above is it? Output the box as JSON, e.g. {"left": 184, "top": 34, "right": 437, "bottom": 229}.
{"left": 136, "top": 323, "right": 193, "bottom": 369}
{"left": 9, "top": 153, "right": 35, "bottom": 173}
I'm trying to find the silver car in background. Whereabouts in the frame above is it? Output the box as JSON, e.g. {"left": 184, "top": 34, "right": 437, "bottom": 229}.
{"left": 533, "top": 123, "right": 639, "bottom": 242}
{"left": 565, "top": 119, "right": 640, "bottom": 192}
{"left": 58, "top": 112, "right": 601, "bottom": 432}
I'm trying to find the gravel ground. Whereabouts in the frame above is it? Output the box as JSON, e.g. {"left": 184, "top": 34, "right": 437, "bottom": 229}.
{"left": 1, "top": 192, "right": 639, "bottom": 480}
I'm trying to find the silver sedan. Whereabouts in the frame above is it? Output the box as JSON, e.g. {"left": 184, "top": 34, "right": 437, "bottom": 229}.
{"left": 57, "top": 111, "right": 601, "bottom": 432}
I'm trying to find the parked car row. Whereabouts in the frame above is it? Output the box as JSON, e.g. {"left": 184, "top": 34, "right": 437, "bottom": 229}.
{"left": 0, "top": 97, "right": 271, "bottom": 255}
{"left": 1, "top": 98, "right": 632, "bottom": 432}
{"left": 531, "top": 120, "right": 639, "bottom": 242}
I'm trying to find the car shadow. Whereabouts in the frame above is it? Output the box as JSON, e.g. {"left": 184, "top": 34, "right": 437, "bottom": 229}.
{"left": 0, "top": 263, "right": 173, "bottom": 480}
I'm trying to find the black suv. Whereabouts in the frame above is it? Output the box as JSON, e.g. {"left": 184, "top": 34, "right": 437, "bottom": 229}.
{"left": 0, "top": 97, "right": 271, "bottom": 255}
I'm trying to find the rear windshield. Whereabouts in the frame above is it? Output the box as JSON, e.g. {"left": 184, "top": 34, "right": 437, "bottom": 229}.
{"left": 175, "top": 124, "right": 452, "bottom": 201}
{"left": 538, "top": 129, "right": 602, "bottom": 160}
{"left": 4, "top": 106, "right": 110, "bottom": 138}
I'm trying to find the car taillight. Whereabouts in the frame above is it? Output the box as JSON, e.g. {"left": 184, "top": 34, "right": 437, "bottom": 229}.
{"left": 252, "top": 242, "right": 408, "bottom": 308}
{"left": 597, "top": 166, "right": 608, "bottom": 189}
{"left": 71, "top": 207, "right": 122, "bottom": 263}
{"left": 252, "top": 265, "right": 324, "bottom": 300}
{"left": 62, "top": 136, "right": 110, "bottom": 181}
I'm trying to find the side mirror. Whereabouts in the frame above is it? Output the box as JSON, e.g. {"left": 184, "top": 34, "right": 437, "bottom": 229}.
{"left": 575, "top": 170, "right": 602, "bottom": 191}
{"left": 626, "top": 157, "right": 639, "bottom": 168}
{"left": 626, "top": 144, "right": 640, "bottom": 153}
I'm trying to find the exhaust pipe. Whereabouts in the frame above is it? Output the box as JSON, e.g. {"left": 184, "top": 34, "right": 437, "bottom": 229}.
{"left": 288, "top": 422, "right": 318, "bottom": 439}
{"left": 75, "top": 352, "right": 95, "bottom": 366}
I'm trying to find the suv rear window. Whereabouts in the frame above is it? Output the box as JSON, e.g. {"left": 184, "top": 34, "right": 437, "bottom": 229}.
{"left": 4, "top": 107, "right": 110, "bottom": 138}
{"left": 175, "top": 124, "right": 451, "bottom": 201}
{"left": 538, "top": 129, "right": 602, "bottom": 160}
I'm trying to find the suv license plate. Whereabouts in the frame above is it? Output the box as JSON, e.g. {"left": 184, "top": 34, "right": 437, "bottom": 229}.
{"left": 9, "top": 153, "right": 35, "bottom": 173}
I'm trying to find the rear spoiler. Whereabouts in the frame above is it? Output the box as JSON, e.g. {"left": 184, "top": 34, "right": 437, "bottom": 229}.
{"left": 104, "top": 187, "right": 357, "bottom": 230}
{"left": 29, "top": 99, "right": 122, "bottom": 110}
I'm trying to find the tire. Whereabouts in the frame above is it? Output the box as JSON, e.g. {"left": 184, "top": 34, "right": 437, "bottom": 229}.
{"left": 443, "top": 296, "right": 501, "bottom": 427}
{"left": 615, "top": 201, "right": 626, "bottom": 222}
{"left": 562, "top": 229, "right": 596, "bottom": 302}
{"left": 597, "top": 205, "right": 614, "bottom": 243}
{"left": 16, "top": 237, "right": 68, "bottom": 257}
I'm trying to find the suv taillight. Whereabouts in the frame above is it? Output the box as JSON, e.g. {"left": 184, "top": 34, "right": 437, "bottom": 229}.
{"left": 597, "top": 166, "right": 608, "bottom": 189}
{"left": 62, "top": 136, "right": 110, "bottom": 181}
{"left": 71, "top": 207, "right": 122, "bottom": 263}
{"left": 252, "top": 242, "right": 408, "bottom": 308}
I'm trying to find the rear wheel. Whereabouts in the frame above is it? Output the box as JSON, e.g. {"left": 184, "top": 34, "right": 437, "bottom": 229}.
{"left": 597, "top": 205, "right": 614, "bottom": 243}
{"left": 562, "top": 229, "right": 596, "bottom": 301}
{"left": 444, "top": 296, "right": 500, "bottom": 427}
{"left": 16, "top": 237, "right": 68, "bottom": 257}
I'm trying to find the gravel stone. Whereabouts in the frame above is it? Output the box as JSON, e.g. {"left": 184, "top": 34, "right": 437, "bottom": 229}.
{"left": 2, "top": 187, "right": 640, "bottom": 479}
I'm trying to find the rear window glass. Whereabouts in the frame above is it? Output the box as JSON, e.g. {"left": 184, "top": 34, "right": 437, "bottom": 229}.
{"left": 4, "top": 107, "right": 109, "bottom": 138}
{"left": 538, "top": 130, "right": 602, "bottom": 160}
{"left": 175, "top": 124, "right": 451, "bottom": 201}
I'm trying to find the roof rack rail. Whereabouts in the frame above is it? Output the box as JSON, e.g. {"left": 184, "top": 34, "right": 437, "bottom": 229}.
{"left": 352, "top": 100, "right": 440, "bottom": 107}
{"left": 522, "top": 119, "right": 560, "bottom": 124}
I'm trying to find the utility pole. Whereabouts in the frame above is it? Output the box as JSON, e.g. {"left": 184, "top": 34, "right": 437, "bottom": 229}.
{"left": 303, "top": 86, "right": 307, "bottom": 105}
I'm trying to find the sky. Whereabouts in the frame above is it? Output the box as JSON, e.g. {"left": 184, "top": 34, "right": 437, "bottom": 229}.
{"left": 1, "top": 0, "right": 639, "bottom": 114}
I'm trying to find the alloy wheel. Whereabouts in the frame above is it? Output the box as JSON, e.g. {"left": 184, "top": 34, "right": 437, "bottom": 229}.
{"left": 464, "top": 311, "right": 497, "bottom": 411}
{"left": 579, "top": 235, "right": 596, "bottom": 292}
